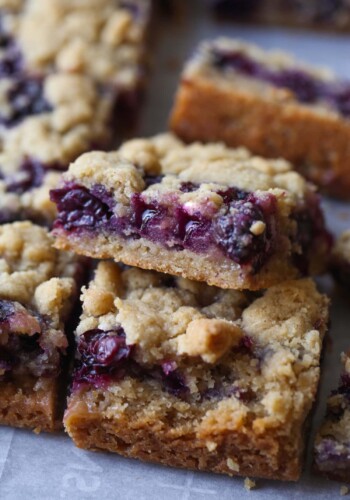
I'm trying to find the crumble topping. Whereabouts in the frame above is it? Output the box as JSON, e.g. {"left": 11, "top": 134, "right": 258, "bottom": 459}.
{"left": 65, "top": 133, "right": 310, "bottom": 206}
{"left": 0, "top": 0, "right": 150, "bottom": 88}
{"left": 75, "top": 262, "right": 329, "bottom": 433}
{"left": 0, "top": 73, "right": 112, "bottom": 165}
{"left": 0, "top": 221, "right": 78, "bottom": 307}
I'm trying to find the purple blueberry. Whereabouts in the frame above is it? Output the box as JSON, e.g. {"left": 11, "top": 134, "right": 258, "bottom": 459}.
{"left": 271, "top": 69, "right": 319, "bottom": 103}
{"left": 179, "top": 181, "right": 199, "bottom": 193}
{"left": 213, "top": 198, "right": 271, "bottom": 270}
{"left": 175, "top": 206, "right": 211, "bottom": 252}
{"left": 144, "top": 174, "right": 164, "bottom": 188}
{"left": 0, "top": 299, "right": 15, "bottom": 323}
{"left": 212, "top": 50, "right": 262, "bottom": 76}
{"left": 73, "top": 328, "right": 133, "bottom": 389}
{"left": 51, "top": 184, "right": 115, "bottom": 231}
{"left": 0, "top": 77, "right": 52, "bottom": 127}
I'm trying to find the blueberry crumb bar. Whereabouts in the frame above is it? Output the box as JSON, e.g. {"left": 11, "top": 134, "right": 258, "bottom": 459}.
{"left": 331, "top": 231, "right": 350, "bottom": 290}
{"left": 314, "top": 352, "right": 350, "bottom": 482}
{"left": 0, "top": 0, "right": 151, "bottom": 124}
{"left": 64, "top": 262, "right": 329, "bottom": 481}
{"left": 0, "top": 221, "right": 84, "bottom": 432}
{"left": 170, "top": 38, "right": 350, "bottom": 198}
{"left": 0, "top": 72, "right": 114, "bottom": 225}
{"left": 51, "top": 133, "right": 330, "bottom": 291}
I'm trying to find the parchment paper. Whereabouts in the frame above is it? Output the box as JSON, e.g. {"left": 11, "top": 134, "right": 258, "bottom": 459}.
{"left": 1, "top": 2, "right": 350, "bottom": 498}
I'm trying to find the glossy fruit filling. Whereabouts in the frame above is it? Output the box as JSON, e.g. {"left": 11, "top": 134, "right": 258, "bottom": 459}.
{"left": 210, "top": 48, "right": 350, "bottom": 117}
{"left": 72, "top": 328, "right": 258, "bottom": 403}
{"left": 51, "top": 181, "right": 279, "bottom": 272}
{"left": 51, "top": 178, "right": 329, "bottom": 274}
{"left": 73, "top": 328, "right": 188, "bottom": 398}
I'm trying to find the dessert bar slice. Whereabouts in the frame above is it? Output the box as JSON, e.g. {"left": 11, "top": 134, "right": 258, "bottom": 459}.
{"left": 170, "top": 38, "right": 350, "bottom": 198}
{"left": 0, "top": 0, "right": 151, "bottom": 124}
{"left": 0, "top": 221, "right": 84, "bottom": 431}
{"left": 51, "top": 134, "right": 330, "bottom": 290}
{"left": 209, "top": 1, "right": 350, "bottom": 31}
{"left": 64, "top": 262, "right": 329, "bottom": 481}
{"left": 314, "top": 352, "right": 350, "bottom": 482}
{"left": 330, "top": 230, "right": 350, "bottom": 290}
{"left": 0, "top": 72, "right": 113, "bottom": 225}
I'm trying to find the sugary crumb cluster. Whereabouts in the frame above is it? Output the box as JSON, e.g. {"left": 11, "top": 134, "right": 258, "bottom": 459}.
{"left": 0, "top": 73, "right": 113, "bottom": 164}
{"left": 0, "top": 0, "right": 150, "bottom": 88}
{"left": 0, "top": 221, "right": 81, "bottom": 379}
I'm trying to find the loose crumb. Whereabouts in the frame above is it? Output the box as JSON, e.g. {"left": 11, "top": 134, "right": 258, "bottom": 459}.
{"left": 226, "top": 458, "right": 240, "bottom": 472}
{"left": 340, "top": 486, "right": 349, "bottom": 496}
{"left": 244, "top": 478, "right": 256, "bottom": 491}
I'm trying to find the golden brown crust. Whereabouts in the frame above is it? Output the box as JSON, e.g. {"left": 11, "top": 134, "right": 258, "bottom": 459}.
{"left": 170, "top": 77, "right": 350, "bottom": 198}
{"left": 64, "top": 395, "right": 302, "bottom": 481}
{"left": 0, "top": 377, "right": 62, "bottom": 432}
{"left": 53, "top": 230, "right": 305, "bottom": 291}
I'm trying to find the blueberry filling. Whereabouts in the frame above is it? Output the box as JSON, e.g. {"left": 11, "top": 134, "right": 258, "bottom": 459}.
{"left": 0, "top": 299, "right": 15, "bottom": 322}
{"left": 315, "top": 438, "right": 350, "bottom": 467}
{"left": 51, "top": 179, "right": 328, "bottom": 274}
{"left": 213, "top": 195, "right": 275, "bottom": 270}
{"left": 0, "top": 19, "right": 22, "bottom": 78}
{"left": 211, "top": 48, "right": 350, "bottom": 117}
{"left": 0, "top": 77, "right": 52, "bottom": 127}
{"left": 0, "top": 299, "right": 63, "bottom": 380}
{"left": 73, "top": 328, "right": 133, "bottom": 389}
{"left": 0, "top": 158, "right": 64, "bottom": 195}
{"left": 292, "top": 192, "right": 332, "bottom": 274}
{"left": 144, "top": 174, "right": 165, "bottom": 188}
{"left": 52, "top": 182, "right": 282, "bottom": 272}
{"left": 73, "top": 328, "right": 188, "bottom": 398}
{"left": 50, "top": 184, "right": 116, "bottom": 231}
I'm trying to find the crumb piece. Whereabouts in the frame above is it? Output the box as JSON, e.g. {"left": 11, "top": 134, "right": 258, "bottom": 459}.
{"left": 341, "top": 486, "right": 349, "bottom": 496}
{"left": 227, "top": 457, "right": 240, "bottom": 472}
{"left": 244, "top": 478, "right": 256, "bottom": 491}
{"left": 205, "top": 440, "right": 217, "bottom": 451}
{"left": 178, "top": 318, "right": 243, "bottom": 363}
{"left": 250, "top": 221, "right": 266, "bottom": 235}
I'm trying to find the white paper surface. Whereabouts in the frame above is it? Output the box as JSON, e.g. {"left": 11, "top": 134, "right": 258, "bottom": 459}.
{"left": 1, "top": 2, "right": 350, "bottom": 498}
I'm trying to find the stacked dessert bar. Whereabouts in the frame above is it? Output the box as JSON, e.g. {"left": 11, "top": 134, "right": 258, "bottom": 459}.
{"left": 0, "top": 0, "right": 151, "bottom": 431}
{"left": 170, "top": 38, "right": 350, "bottom": 198}
{"left": 0, "top": 0, "right": 151, "bottom": 225}
{"left": 48, "top": 133, "right": 330, "bottom": 481}
{"left": 0, "top": 221, "right": 84, "bottom": 431}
